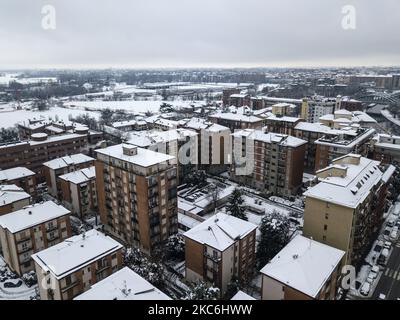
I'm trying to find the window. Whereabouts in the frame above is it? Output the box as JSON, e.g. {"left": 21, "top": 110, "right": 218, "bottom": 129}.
{"left": 322, "top": 235, "right": 327, "bottom": 241}
{"left": 325, "top": 213, "right": 329, "bottom": 219}
{"left": 324, "top": 224, "right": 328, "bottom": 231}
{"left": 326, "top": 202, "right": 330, "bottom": 208}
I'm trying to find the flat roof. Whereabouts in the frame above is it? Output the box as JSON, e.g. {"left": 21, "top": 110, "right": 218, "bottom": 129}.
{"left": 0, "top": 201, "right": 69, "bottom": 233}
{"left": 260, "top": 235, "right": 345, "bottom": 298}
{"left": 31, "top": 230, "right": 123, "bottom": 279}
{"left": 96, "top": 144, "right": 175, "bottom": 167}
{"left": 74, "top": 267, "right": 171, "bottom": 300}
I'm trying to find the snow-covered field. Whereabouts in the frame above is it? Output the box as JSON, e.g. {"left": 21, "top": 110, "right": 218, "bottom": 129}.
{"left": 0, "top": 106, "right": 100, "bottom": 129}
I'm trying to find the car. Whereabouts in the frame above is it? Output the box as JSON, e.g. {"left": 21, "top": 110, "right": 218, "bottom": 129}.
{"left": 390, "top": 230, "right": 398, "bottom": 241}
{"left": 383, "top": 227, "right": 392, "bottom": 240}
{"left": 360, "top": 282, "right": 371, "bottom": 296}
{"left": 366, "top": 274, "right": 375, "bottom": 284}
{"left": 384, "top": 241, "right": 392, "bottom": 250}
{"left": 378, "top": 248, "right": 390, "bottom": 265}
{"left": 372, "top": 265, "right": 380, "bottom": 274}
{"left": 396, "top": 220, "right": 400, "bottom": 228}
{"left": 3, "top": 280, "right": 22, "bottom": 288}
{"left": 369, "top": 269, "right": 378, "bottom": 279}
{"left": 378, "top": 294, "right": 386, "bottom": 300}
{"left": 387, "top": 219, "right": 396, "bottom": 227}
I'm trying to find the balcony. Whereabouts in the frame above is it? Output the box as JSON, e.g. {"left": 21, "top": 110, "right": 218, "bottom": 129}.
{"left": 61, "top": 280, "right": 79, "bottom": 293}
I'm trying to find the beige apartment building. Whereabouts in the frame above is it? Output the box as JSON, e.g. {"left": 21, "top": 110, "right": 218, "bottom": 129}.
{"left": 0, "top": 167, "right": 36, "bottom": 196}
{"left": 32, "top": 230, "right": 123, "bottom": 300}
{"left": 0, "top": 185, "right": 31, "bottom": 216}
{"left": 261, "top": 235, "right": 345, "bottom": 300}
{"left": 184, "top": 212, "right": 257, "bottom": 295}
{"left": 370, "top": 134, "right": 400, "bottom": 164}
{"left": 43, "top": 153, "right": 95, "bottom": 198}
{"left": 231, "top": 129, "right": 307, "bottom": 196}
{"left": 303, "top": 154, "right": 394, "bottom": 266}
{"left": 58, "top": 166, "right": 97, "bottom": 219}
{"left": 0, "top": 201, "right": 71, "bottom": 275}
{"left": 95, "top": 144, "right": 178, "bottom": 254}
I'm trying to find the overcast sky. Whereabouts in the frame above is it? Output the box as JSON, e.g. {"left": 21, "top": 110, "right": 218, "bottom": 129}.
{"left": 1, "top": 0, "right": 399, "bottom": 69}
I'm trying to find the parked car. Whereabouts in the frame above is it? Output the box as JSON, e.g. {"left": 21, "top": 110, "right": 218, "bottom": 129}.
{"left": 378, "top": 248, "right": 390, "bottom": 265}
{"left": 366, "top": 273, "right": 375, "bottom": 284}
{"left": 383, "top": 227, "right": 392, "bottom": 240}
{"left": 371, "top": 265, "right": 380, "bottom": 274}
{"left": 360, "top": 282, "right": 371, "bottom": 296}
{"left": 384, "top": 241, "right": 392, "bottom": 250}
{"left": 387, "top": 219, "right": 396, "bottom": 227}
{"left": 378, "top": 294, "right": 386, "bottom": 300}
{"left": 3, "top": 280, "right": 22, "bottom": 288}
{"left": 390, "top": 229, "right": 398, "bottom": 241}
{"left": 369, "top": 268, "right": 378, "bottom": 279}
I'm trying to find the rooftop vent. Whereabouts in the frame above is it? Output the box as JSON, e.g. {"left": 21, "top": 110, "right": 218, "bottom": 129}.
{"left": 292, "top": 254, "right": 299, "bottom": 260}
{"left": 28, "top": 210, "right": 32, "bottom": 215}
{"left": 122, "top": 144, "right": 138, "bottom": 156}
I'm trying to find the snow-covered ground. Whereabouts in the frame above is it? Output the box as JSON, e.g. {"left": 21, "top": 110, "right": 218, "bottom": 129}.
{"left": 0, "top": 106, "right": 100, "bottom": 129}
{"left": 0, "top": 256, "right": 38, "bottom": 300}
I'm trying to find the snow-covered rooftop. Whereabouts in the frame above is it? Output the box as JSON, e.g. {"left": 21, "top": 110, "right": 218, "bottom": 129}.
{"left": 231, "top": 290, "right": 256, "bottom": 300}
{"left": 260, "top": 235, "right": 345, "bottom": 298}
{"left": 184, "top": 212, "right": 257, "bottom": 251}
{"left": 0, "top": 185, "right": 31, "bottom": 207}
{"left": 304, "top": 154, "right": 385, "bottom": 208}
{"left": 31, "top": 230, "right": 123, "bottom": 279}
{"left": 96, "top": 144, "right": 174, "bottom": 167}
{"left": 0, "top": 201, "right": 69, "bottom": 233}
{"left": 0, "top": 167, "right": 35, "bottom": 182}
{"left": 209, "top": 110, "right": 262, "bottom": 123}
{"left": 74, "top": 267, "right": 171, "bottom": 300}
{"left": 232, "top": 129, "right": 307, "bottom": 148}
{"left": 58, "top": 166, "right": 96, "bottom": 185}
{"left": 43, "top": 153, "right": 94, "bottom": 170}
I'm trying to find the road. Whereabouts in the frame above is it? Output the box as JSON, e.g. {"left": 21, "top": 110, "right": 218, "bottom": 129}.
{"left": 372, "top": 238, "right": 400, "bottom": 300}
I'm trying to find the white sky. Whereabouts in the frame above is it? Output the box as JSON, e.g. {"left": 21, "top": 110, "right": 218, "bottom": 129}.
{"left": 0, "top": 0, "right": 399, "bottom": 68}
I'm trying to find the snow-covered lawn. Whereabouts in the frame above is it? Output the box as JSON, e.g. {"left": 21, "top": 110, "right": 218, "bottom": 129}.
{"left": 0, "top": 106, "right": 100, "bottom": 129}
{"left": 0, "top": 256, "right": 38, "bottom": 300}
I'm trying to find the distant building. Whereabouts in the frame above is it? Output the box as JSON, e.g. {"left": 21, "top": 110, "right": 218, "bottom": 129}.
{"left": 303, "top": 154, "right": 395, "bottom": 265}
{"left": 0, "top": 167, "right": 36, "bottom": 196}
{"left": 43, "top": 153, "right": 95, "bottom": 198}
{"left": 222, "top": 88, "right": 240, "bottom": 106}
{"left": 32, "top": 230, "right": 123, "bottom": 300}
{"left": 184, "top": 212, "right": 257, "bottom": 295}
{"left": 319, "top": 109, "right": 377, "bottom": 130}
{"left": 370, "top": 134, "right": 400, "bottom": 164}
{"left": 260, "top": 235, "right": 345, "bottom": 300}
{"left": 336, "top": 96, "right": 363, "bottom": 112}
{"left": 271, "top": 103, "right": 296, "bottom": 117}
{"left": 0, "top": 185, "right": 31, "bottom": 216}
{"left": 208, "top": 107, "right": 263, "bottom": 131}
{"left": 96, "top": 144, "right": 178, "bottom": 254}
{"left": 229, "top": 93, "right": 251, "bottom": 107}
{"left": 231, "top": 129, "right": 307, "bottom": 196}
{"left": 0, "top": 128, "right": 102, "bottom": 182}
{"left": 263, "top": 115, "right": 304, "bottom": 136}
{"left": 0, "top": 201, "right": 71, "bottom": 275}
{"left": 314, "top": 128, "right": 375, "bottom": 171}
{"left": 58, "top": 166, "right": 97, "bottom": 219}
{"left": 74, "top": 267, "right": 171, "bottom": 300}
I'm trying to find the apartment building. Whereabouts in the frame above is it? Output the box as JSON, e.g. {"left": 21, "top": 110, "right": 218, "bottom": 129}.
{"left": 0, "top": 167, "right": 36, "bottom": 196}
{"left": 43, "top": 153, "right": 95, "bottom": 198}
{"left": 58, "top": 166, "right": 97, "bottom": 219}
{"left": 319, "top": 109, "right": 377, "bottom": 129}
{"left": 17, "top": 119, "right": 75, "bottom": 139}
{"left": 336, "top": 96, "right": 363, "bottom": 112}
{"left": 264, "top": 115, "right": 304, "bottom": 136}
{"left": 229, "top": 93, "right": 251, "bottom": 107}
{"left": 183, "top": 118, "right": 231, "bottom": 173}
{"left": 303, "top": 154, "right": 394, "bottom": 266}
{"left": 222, "top": 88, "right": 240, "bottom": 106}
{"left": 96, "top": 144, "right": 178, "bottom": 254}
{"left": 32, "top": 230, "right": 123, "bottom": 300}
{"left": 0, "top": 129, "right": 102, "bottom": 181}
{"left": 208, "top": 108, "right": 263, "bottom": 132}
{"left": 231, "top": 129, "right": 307, "bottom": 196}
{"left": 127, "top": 128, "right": 198, "bottom": 184}
{"left": 260, "top": 235, "right": 345, "bottom": 300}
{"left": 370, "top": 134, "right": 400, "bottom": 164}
{"left": 314, "top": 128, "right": 376, "bottom": 171}
{"left": 184, "top": 212, "right": 257, "bottom": 295}
{"left": 0, "top": 201, "right": 71, "bottom": 275}
{"left": 271, "top": 103, "right": 296, "bottom": 117}
{"left": 0, "top": 185, "right": 31, "bottom": 216}
{"left": 74, "top": 267, "right": 171, "bottom": 300}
